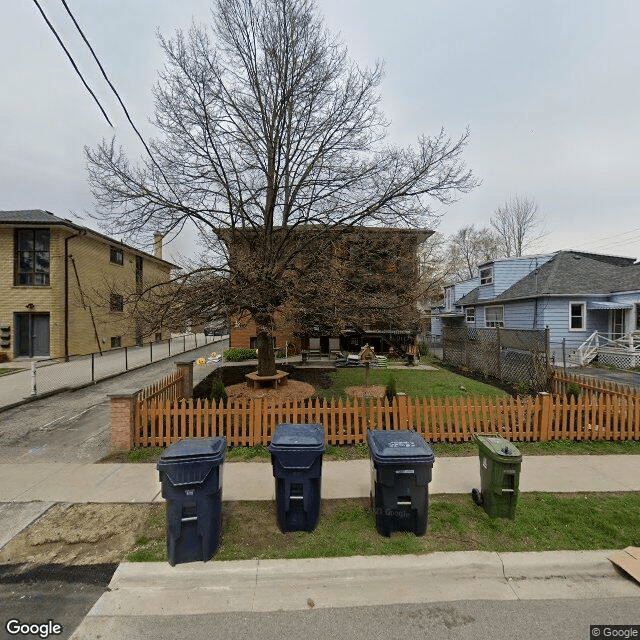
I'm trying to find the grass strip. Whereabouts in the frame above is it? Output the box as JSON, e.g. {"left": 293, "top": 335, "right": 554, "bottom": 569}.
{"left": 103, "top": 439, "right": 640, "bottom": 465}
{"left": 314, "top": 367, "right": 508, "bottom": 401}
{"left": 127, "top": 492, "right": 640, "bottom": 562}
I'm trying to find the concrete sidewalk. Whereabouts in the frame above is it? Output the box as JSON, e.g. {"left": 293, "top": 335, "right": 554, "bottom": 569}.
{"left": 1, "top": 455, "right": 639, "bottom": 503}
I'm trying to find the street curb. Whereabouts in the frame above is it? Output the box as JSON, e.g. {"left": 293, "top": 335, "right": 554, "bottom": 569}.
{"left": 77, "top": 550, "right": 639, "bottom": 619}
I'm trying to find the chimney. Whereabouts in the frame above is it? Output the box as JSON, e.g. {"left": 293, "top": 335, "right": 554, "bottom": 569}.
{"left": 153, "top": 232, "right": 163, "bottom": 260}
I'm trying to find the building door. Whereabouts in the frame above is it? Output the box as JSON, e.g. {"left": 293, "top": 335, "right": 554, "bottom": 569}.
{"left": 15, "top": 313, "right": 50, "bottom": 357}
{"left": 611, "top": 309, "right": 625, "bottom": 340}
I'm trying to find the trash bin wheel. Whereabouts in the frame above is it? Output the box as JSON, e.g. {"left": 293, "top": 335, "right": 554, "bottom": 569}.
{"left": 471, "top": 488, "right": 483, "bottom": 506}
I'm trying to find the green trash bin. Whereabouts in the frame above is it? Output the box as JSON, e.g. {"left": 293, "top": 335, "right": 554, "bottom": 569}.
{"left": 472, "top": 434, "right": 522, "bottom": 519}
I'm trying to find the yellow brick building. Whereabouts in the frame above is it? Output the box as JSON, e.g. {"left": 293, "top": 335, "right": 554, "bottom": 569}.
{"left": 0, "top": 210, "right": 176, "bottom": 361}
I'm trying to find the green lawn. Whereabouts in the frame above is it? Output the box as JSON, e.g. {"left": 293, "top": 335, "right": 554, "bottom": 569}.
{"left": 127, "top": 492, "right": 640, "bottom": 562}
{"left": 314, "top": 366, "right": 508, "bottom": 401}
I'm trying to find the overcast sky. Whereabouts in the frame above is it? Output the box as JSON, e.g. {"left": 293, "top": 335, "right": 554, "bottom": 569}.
{"left": 2, "top": 1, "right": 639, "bottom": 262}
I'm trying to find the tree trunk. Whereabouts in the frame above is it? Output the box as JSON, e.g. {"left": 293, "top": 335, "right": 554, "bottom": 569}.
{"left": 255, "top": 315, "right": 277, "bottom": 377}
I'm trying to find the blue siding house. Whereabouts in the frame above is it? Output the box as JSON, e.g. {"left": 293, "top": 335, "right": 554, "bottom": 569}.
{"left": 432, "top": 251, "right": 640, "bottom": 366}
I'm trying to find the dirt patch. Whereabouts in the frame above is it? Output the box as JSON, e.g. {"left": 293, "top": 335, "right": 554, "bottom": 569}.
{"left": 0, "top": 503, "right": 156, "bottom": 565}
{"left": 345, "top": 385, "right": 386, "bottom": 398}
{"left": 225, "top": 380, "right": 315, "bottom": 402}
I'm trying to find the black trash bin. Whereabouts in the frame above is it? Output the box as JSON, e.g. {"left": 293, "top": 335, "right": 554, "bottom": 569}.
{"left": 157, "top": 437, "right": 227, "bottom": 565}
{"left": 367, "top": 429, "right": 435, "bottom": 537}
{"left": 269, "top": 423, "right": 325, "bottom": 532}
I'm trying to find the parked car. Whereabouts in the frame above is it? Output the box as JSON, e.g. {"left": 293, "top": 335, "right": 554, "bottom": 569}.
{"left": 204, "top": 323, "right": 228, "bottom": 336}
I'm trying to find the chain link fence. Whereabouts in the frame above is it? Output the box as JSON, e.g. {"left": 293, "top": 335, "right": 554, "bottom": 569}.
{"left": 443, "top": 327, "right": 551, "bottom": 391}
{"left": 0, "top": 333, "right": 224, "bottom": 408}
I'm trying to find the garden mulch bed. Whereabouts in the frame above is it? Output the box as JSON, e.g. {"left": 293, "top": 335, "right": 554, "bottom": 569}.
{"left": 225, "top": 380, "right": 316, "bottom": 402}
{"left": 345, "top": 385, "right": 386, "bottom": 398}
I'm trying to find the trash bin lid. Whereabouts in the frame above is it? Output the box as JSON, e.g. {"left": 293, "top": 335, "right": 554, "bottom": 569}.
{"left": 269, "top": 423, "right": 325, "bottom": 452}
{"left": 367, "top": 429, "right": 435, "bottom": 465}
{"left": 157, "top": 437, "right": 227, "bottom": 466}
{"left": 474, "top": 434, "right": 522, "bottom": 462}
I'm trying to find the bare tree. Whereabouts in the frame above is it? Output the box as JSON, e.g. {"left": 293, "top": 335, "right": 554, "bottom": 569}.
{"left": 447, "top": 225, "right": 501, "bottom": 281}
{"left": 85, "top": 0, "right": 477, "bottom": 376}
{"left": 490, "top": 194, "right": 543, "bottom": 257}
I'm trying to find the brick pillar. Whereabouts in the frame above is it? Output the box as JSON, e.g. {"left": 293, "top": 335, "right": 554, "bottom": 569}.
{"left": 109, "top": 389, "right": 140, "bottom": 451}
{"left": 176, "top": 360, "right": 194, "bottom": 399}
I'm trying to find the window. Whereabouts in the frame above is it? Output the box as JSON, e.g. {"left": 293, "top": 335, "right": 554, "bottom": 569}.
{"left": 569, "top": 302, "right": 585, "bottom": 331}
{"left": 485, "top": 305, "right": 504, "bottom": 328}
{"left": 110, "top": 246, "right": 124, "bottom": 265}
{"left": 155, "top": 332, "right": 162, "bottom": 342}
{"left": 110, "top": 294, "right": 124, "bottom": 312}
{"left": 480, "top": 266, "right": 493, "bottom": 285}
{"left": 14, "top": 229, "right": 50, "bottom": 286}
{"left": 135, "top": 255, "right": 143, "bottom": 285}
{"left": 110, "top": 336, "right": 121, "bottom": 348}
{"left": 465, "top": 307, "right": 475, "bottom": 324}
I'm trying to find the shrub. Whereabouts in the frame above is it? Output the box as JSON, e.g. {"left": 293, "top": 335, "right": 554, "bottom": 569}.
{"left": 385, "top": 376, "right": 397, "bottom": 403}
{"left": 211, "top": 379, "right": 228, "bottom": 405}
{"left": 565, "top": 382, "right": 581, "bottom": 400}
{"left": 223, "top": 348, "right": 258, "bottom": 361}
{"left": 275, "top": 349, "right": 285, "bottom": 358}
{"left": 418, "top": 341, "right": 429, "bottom": 356}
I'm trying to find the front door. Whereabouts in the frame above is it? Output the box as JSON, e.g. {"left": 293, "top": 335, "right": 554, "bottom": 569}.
{"left": 15, "top": 313, "right": 50, "bottom": 357}
{"left": 611, "top": 309, "right": 626, "bottom": 341}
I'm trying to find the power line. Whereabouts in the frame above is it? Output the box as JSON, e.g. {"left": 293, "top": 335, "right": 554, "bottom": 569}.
{"left": 58, "top": 0, "right": 185, "bottom": 216}
{"left": 32, "top": 0, "right": 112, "bottom": 127}
{"left": 58, "top": 0, "right": 157, "bottom": 167}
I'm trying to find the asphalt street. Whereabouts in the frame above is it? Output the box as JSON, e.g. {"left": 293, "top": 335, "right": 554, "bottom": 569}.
{"left": 0, "top": 338, "right": 227, "bottom": 463}
{"left": 64, "top": 598, "right": 640, "bottom": 640}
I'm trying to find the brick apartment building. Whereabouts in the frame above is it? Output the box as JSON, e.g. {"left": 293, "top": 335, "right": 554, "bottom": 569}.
{"left": 227, "top": 226, "right": 432, "bottom": 356}
{"left": 0, "top": 210, "right": 176, "bottom": 361}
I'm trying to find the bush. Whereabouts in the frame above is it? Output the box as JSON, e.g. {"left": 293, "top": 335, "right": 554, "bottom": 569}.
{"left": 418, "top": 341, "right": 429, "bottom": 356}
{"left": 223, "top": 348, "right": 258, "bottom": 361}
{"left": 210, "top": 379, "right": 228, "bottom": 405}
{"left": 565, "top": 382, "right": 581, "bottom": 400}
{"left": 385, "top": 376, "right": 397, "bottom": 403}
{"left": 276, "top": 349, "right": 285, "bottom": 358}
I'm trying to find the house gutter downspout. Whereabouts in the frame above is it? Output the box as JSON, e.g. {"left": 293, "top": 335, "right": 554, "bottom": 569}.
{"left": 64, "top": 230, "right": 86, "bottom": 361}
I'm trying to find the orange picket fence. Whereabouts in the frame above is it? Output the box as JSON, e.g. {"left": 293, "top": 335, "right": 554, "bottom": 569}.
{"left": 133, "top": 391, "right": 640, "bottom": 448}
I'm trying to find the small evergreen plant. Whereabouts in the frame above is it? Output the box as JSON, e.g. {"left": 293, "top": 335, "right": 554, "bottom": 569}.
{"left": 211, "top": 379, "right": 228, "bottom": 405}
{"left": 385, "top": 376, "right": 397, "bottom": 403}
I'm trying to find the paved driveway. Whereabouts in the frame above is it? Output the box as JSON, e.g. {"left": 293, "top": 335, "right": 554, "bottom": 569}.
{"left": 562, "top": 365, "right": 640, "bottom": 389}
{"left": 0, "top": 338, "right": 227, "bottom": 463}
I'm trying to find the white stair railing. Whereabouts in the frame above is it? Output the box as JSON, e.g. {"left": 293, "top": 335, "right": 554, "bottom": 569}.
{"left": 573, "top": 330, "right": 600, "bottom": 366}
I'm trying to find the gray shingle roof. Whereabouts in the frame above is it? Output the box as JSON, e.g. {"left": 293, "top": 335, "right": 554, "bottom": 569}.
{"left": 453, "top": 251, "right": 640, "bottom": 307}
{"left": 0, "top": 209, "right": 76, "bottom": 225}
{"left": 494, "top": 251, "right": 640, "bottom": 300}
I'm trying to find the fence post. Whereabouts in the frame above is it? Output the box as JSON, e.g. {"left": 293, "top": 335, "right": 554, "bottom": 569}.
{"left": 150, "top": 341, "right": 153, "bottom": 363}
{"left": 397, "top": 393, "right": 410, "bottom": 429}
{"left": 175, "top": 360, "right": 194, "bottom": 399}
{"left": 125, "top": 346, "right": 128, "bottom": 371}
{"left": 109, "top": 389, "right": 141, "bottom": 451}
{"left": 91, "top": 352, "right": 95, "bottom": 382}
{"left": 31, "top": 361, "right": 37, "bottom": 396}
{"left": 538, "top": 392, "right": 551, "bottom": 441}
{"left": 496, "top": 327, "right": 502, "bottom": 379}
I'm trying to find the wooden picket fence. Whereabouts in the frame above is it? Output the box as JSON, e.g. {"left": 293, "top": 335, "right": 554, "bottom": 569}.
{"left": 133, "top": 391, "right": 640, "bottom": 448}
{"left": 138, "top": 369, "right": 186, "bottom": 404}
{"left": 552, "top": 370, "right": 640, "bottom": 398}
